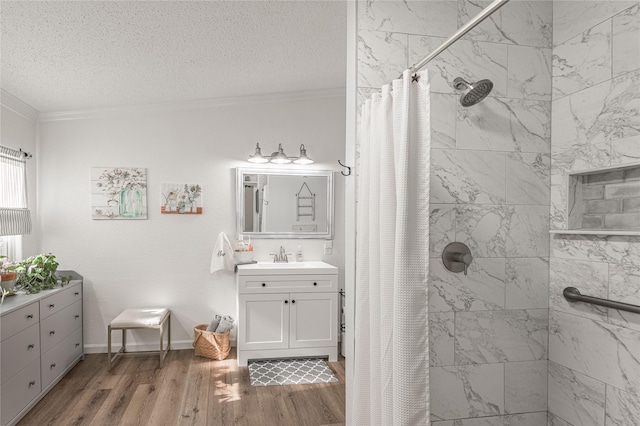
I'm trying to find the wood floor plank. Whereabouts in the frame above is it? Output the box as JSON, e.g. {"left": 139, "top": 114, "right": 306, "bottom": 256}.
{"left": 145, "top": 350, "right": 191, "bottom": 425}
{"left": 59, "top": 388, "right": 112, "bottom": 426}
{"left": 17, "top": 349, "right": 345, "bottom": 426}
{"left": 91, "top": 355, "right": 160, "bottom": 424}
{"left": 176, "top": 355, "right": 211, "bottom": 425}
{"left": 17, "top": 355, "right": 104, "bottom": 425}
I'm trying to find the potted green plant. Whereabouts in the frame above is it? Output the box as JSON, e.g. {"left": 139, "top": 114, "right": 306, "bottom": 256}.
{"left": 0, "top": 256, "right": 18, "bottom": 291}
{"left": 10, "top": 253, "right": 60, "bottom": 294}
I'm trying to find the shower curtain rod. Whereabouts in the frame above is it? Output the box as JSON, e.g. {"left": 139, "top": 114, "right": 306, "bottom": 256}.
{"left": 404, "top": 0, "right": 511, "bottom": 76}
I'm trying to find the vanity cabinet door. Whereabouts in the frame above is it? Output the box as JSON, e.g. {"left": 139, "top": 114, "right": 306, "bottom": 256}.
{"left": 239, "top": 293, "right": 289, "bottom": 351}
{"left": 289, "top": 292, "right": 338, "bottom": 349}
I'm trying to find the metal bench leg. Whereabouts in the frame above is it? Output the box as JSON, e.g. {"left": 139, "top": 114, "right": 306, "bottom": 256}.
{"left": 108, "top": 325, "right": 112, "bottom": 371}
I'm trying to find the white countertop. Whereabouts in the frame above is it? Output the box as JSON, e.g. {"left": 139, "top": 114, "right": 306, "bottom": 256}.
{"left": 236, "top": 261, "right": 338, "bottom": 276}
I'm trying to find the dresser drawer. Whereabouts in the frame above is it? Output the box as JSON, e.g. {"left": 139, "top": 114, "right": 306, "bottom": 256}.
{"left": 1, "top": 302, "right": 40, "bottom": 342}
{"left": 0, "top": 358, "right": 41, "bottom": 426}
{"left": 41, "top": 327, "right": 83, "bottom": 389}
{"left": 1, "top": 323, "right": 40, "bottom": 385}
{"left": 40, "top": 283, "right": 82, "bottom": 320}
{"left": 239, "top": 275, "right": 337, "bottom": 293}
{"left": 40, "top": 300, "right": 82, "bottom": 354}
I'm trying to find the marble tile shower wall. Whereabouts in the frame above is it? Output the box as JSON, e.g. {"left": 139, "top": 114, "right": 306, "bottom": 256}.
{"left": 548, "top": 1, "right": 640, "bottom": 426}
{"left": 357, "top": 1, "right": 552, "bottom": 424}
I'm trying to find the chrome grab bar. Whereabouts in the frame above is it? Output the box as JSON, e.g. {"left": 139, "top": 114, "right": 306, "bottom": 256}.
{"left": 563, "top": 287, "right": 640, "bottom": 314}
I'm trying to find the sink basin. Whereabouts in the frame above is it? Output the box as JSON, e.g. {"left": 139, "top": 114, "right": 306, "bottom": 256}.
{"left": 257, "top": 262, "right": 310, "bottom": 268}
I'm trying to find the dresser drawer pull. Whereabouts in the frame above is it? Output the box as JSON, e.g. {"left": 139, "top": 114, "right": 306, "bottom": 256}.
{"left": 27, "top": 314, "right": 34, "bottom": 319}
{"left": 29, "top": 381, "right": 36, "bottom": 388}
{"left": 49, "top": 304, "right": 55, "bottom": 308}
{"left": 261, "top": 283, "right": 266, "bottom": 287}
{"left": 291, "top": 300, "right": 296, "bottom": 304}
{"left": 50, "top": 363, "right": 56, "bottom": 369}
{"left": 49, "top": 330, "right": 56, "bottom": 336}
{"left": 284, "top": 300, "right": 288, "bottom": 304}
{"left": 28, "top": 344, "right": 35, "bottom": 350}
{"left": 75, "top": 343, "right": 80, "bottom": 347}
{"left": 74, "top": 292, "right": 80, "bottom": 296}
{"left": 313, "top": 282, "right": 318, "bottom": 286}
{"left": 75, "top": 315, "right": 80, "bottom": 319}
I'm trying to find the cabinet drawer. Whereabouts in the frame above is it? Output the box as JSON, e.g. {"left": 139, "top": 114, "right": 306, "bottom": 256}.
{"left": 0, "top": 358, "right": 41, "bottom": 426}
{"left": 1, "top": 323, "right": 40, "bottom": 385}
{"left": 40, "top": 300, "right": 83, "bottom": 354}
{"left": 40, "top": 283, "right": 82, "bottom": 320}
{"left": 239, "top": 275, "right": 337, "bottom": 293}
{"left": 1, "top": 302, "right": 39, "bottom": 342}
{"left": 41, "top": 327, "right": 83, "bottom": 389}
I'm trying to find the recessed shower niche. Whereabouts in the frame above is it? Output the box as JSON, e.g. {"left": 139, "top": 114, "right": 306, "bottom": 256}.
{"left": 559, "top": 162, "right": 640, "bottom": 235}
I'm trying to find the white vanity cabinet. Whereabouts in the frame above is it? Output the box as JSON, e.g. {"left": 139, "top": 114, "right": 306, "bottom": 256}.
{"left": 236, "top": 262, "right": 339, "bottom": 366}
{"left": 0, "top": 271, "right": 83, "bottom": 426}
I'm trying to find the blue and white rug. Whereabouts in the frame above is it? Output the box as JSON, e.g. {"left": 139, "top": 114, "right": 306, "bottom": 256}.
{"left": 248, "top": 358, "right": 339, "bottom": 386}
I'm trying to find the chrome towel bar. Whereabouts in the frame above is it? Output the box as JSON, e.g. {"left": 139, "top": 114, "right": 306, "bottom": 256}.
{"left": 563, "top": 287, "right": 640, "bottom": 314}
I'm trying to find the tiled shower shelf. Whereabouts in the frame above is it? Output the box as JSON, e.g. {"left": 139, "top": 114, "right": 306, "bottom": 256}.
{"left": 566, "top": 162, "right": 640, "bottom": 234}
{"left": 550, "top": 229, "right": 640, "bottom": 236}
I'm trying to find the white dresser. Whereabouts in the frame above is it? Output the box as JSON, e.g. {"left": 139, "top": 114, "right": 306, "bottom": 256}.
{"left": 236, "top": 261, "right": 338, "bottom": 366}
{"left": 0, "top": 271, "right": 83, "bottom": 426}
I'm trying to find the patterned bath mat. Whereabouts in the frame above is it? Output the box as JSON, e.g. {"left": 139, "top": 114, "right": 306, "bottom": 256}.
{"left": 248, "top": 358, "right": 339, "bottom": 386}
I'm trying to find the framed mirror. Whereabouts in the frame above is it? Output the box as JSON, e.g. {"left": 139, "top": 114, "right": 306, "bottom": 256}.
{"left": 236, "top": 168, "right": 334, "bottom": 239}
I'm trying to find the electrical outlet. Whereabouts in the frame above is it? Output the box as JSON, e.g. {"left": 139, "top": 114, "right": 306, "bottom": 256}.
{"left": 324, "top": 240, "right": 333, "bottom": 255}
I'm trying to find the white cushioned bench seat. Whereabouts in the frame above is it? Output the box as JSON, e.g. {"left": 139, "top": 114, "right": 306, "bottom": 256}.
{"left": 111, "top": 308, "right": 170, "bottom": 328}
{"left": 108, "top": 307, "right": 171, "bottom": 371}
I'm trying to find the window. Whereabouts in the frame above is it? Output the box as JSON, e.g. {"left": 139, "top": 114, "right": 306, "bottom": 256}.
{"left": 0, "top": 145, "right": 31, "bottom": 259}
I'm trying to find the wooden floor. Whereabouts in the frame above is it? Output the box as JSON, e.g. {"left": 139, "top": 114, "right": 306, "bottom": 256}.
{"left": 18, "top": 348, "right": 345, "bottom": 426}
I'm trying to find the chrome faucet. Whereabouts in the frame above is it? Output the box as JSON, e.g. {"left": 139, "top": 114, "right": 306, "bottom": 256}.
{"left": 270, "top": 245, "right": 291, "bottom": 263}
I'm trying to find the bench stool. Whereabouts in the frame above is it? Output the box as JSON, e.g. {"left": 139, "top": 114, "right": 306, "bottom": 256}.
{"left": 108, "top": 308, "right": 171, "bottom": 371}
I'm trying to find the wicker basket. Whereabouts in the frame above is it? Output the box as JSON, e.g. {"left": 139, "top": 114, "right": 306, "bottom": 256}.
{"left": 193, "top": 324, "right": 231, "bottom": 360}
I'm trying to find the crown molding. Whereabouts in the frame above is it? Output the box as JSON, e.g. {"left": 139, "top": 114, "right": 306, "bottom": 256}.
{"left": 0, "top": 90, "right": 39, "bottom": 123}
{"left": 38, "top": 87, "right": 346, "bottom": 122}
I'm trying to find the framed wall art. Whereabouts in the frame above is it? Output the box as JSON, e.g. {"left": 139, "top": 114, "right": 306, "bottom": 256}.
{"left": 161, "top": 183, "right": 202, "bottom": 214}
{"left": 91, "top": 167, "right": 148, "bottom": 220}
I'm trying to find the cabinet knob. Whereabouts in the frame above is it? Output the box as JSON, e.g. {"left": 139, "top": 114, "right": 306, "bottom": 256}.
{"left": 284, "top": 300, "right": 288, "bottom": 304}
{"left": 261, "top": 283, "right": 266, "bottom": 287}
{"left": 49, "top": 304, "right": 55, "bottom": 308}
{"left": 28, "top": 344, "right": 35, "bottom": 350}
{"left": 49, "top": 331, "right": 55, "bottom": 336}
{"left": 75, "top": 315, "right": 80, "bottom": 319}
{"left": 74, "top": 292, "right": 80, "bottom": 296}
{"left": 50, "top": 363, "right": 56, "bottom": 369}
{"left": 75, "top": 343, "right": 80, "bottom": 348}
{"left": 291, "top": 300, "right": 296, "bottom": 304}
{"left": 313, "top": 282, "right": 318, "bottom": 286}
{"left": 27, "top": 314, "right": 34, "bottom": 319}
{"left": 29, "top": 381, "right": 36, "bottom": 388}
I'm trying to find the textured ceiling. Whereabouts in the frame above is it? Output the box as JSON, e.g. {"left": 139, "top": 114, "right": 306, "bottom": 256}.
{"left": 1, "top": 1, "right": 347, "bottom": 113}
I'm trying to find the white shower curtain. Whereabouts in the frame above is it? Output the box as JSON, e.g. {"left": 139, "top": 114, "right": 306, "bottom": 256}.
{"left": 351, "top": 70, "right": 430, "bottom": 426}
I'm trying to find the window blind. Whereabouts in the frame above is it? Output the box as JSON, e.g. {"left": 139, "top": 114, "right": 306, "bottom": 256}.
{"left": 0, "top": 145, "right": 32, "bottom": 236}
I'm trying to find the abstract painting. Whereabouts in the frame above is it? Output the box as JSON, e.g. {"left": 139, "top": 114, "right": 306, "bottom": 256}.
{"left": 161, "top": 183, "right": 202, "bottom": 214}
{"left": 91, "top": 167, "right": 148, "bottom": 220}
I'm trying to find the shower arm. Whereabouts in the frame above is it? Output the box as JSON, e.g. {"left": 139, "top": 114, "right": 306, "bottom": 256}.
{"left": 404, "top": 0, "right": 510, "bottom": 76}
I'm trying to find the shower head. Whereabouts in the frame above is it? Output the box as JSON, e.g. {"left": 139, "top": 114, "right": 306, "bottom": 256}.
{"left": 453, "top": 77, "right": 494, "bottom": 107}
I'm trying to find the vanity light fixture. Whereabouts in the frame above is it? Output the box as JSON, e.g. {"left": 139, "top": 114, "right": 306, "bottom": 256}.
{"left": 293, "top": 144, "right": 314, "bottom": 165}
{"left": 247, "top": 143, "right": 314, "bottom": 165}
{"left": 247, "top": 143, "right": 269, "bottom": 164}
{"left": 269, "top": 144, "right": 291, "bottom": 164}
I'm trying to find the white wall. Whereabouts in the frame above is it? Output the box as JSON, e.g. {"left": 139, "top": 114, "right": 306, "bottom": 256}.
{"left": 0, "top": 91, "right": 40, "bottom": 258}
{"left": 36, "top": 94, "right": 346, "bottom": 352}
